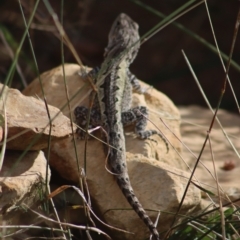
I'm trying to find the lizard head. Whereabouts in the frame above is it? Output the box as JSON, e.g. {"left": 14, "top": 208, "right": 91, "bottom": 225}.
{"left": 104, "top": 13, "right": 140, "bottom": 64}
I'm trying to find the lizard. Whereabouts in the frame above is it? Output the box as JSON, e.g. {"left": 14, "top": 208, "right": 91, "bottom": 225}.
{"left": 75, "top": 13, "right": 168, "bottom": 240}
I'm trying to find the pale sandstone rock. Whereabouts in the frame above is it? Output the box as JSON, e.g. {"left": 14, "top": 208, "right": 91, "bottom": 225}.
{"left": 180, "top": 105, "right": 240, "bottom": 203}
{"left": 0, "top": 84, "right": 74, "bottom": 150}
{"left": 49, "top": 136, "right": 201, "bottom": 239}
{"left": 24, "top": 64, "right": 201, "bottom": 239}
{"left": 22, "top": 64, "right": 92, "bottom": 118}
{"left": 0, "top": 150, "right": 50, "bottom": 223}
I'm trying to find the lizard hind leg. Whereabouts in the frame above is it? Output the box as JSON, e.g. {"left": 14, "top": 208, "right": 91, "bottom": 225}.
{"left": 74, "top": 106, "right": 101, "bottom": 139}
{"left": 122, "top": 106, "right": 169, "bottom": 152}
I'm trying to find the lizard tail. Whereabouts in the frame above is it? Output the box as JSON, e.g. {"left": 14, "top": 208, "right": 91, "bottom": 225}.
{"left": 116, "top": 176, "right": 160, "bottom": 240}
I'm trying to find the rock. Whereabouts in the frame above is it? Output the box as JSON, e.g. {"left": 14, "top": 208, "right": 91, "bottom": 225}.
{"left": 0, "top": 84, "right": 74, "bottom": 150}
{"left": 180, "top": 105, "right": 240, "bottom": 202}
{"left": 50, "top": 137, "right": 201, "bottom": 239}
{"left": 0, "top": 150, "right": 50, "bottom": 223}
{"left": 22, "top": 64, "right": 92, "bottom": 118}
{"left": 24, "top": 64, "right": 201, "bottom": 239}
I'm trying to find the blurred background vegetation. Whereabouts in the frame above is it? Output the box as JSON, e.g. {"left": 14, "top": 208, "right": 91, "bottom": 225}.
{"left": 0, "top": 0, "right": 239, "bottom": 111}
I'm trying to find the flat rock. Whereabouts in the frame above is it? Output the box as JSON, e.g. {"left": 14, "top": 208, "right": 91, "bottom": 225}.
{"left": 50, "top": 136, "right": 201, "bottom": 239}
{"left": 0, "top": 84, "right": 74, "bottom": 150}
{"left": 22, "top": 64, "right": 92, "bottom": 118}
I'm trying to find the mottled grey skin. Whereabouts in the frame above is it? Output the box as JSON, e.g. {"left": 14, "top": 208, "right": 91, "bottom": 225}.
{"left": 75, "top": 13, "right": 163, "bottom": 240}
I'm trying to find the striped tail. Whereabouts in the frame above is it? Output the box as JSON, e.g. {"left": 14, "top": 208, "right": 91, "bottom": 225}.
{"left": 116, "top": 175, "right": 160, "bottom": 240}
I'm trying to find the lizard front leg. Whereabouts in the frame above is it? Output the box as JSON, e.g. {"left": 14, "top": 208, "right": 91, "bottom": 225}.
{"left": 122, "top": 106, "right": 169, "bottom": 152}
{"left": 127, "top": 70, "right": 152, "bottom": 94}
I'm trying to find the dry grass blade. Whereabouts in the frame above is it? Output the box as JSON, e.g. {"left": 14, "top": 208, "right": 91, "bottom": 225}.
{"left": 21, "top": 204, "right": 112, "bottom": 239}
{"left": 0, "top": 30, "right": 27, "bottom": 87}
{"left": 140, "top": 0, "right": 205, "bottom": 45}
{"left": 182, "top": 50, "right": 240, "bottom": 158}
{"left": 48, "top": 185, "right": 133, "bottom": 235}
{"left": 208, "top": 136, "right": 226, "bottom": 239}
{"left": 42, "top": 0, "right": 83, "bottom": 68}
{"left": 47, "top": 185, "right": 67, "bottom": 240}
{"left": 2, "top": 0, "right": 39, "bottom": 89}
{"left": 0, "top": 225, "right": 68, "bottom": 236}
{"left": 0, "top": 92, "right": 7, "bottom": 171}
{"left": 179, "top": 51, "right": 239, "bottom": 237}
{"left": 131, "top": 0, "right": 240, "bottom": 73}
{"left": 204, "top": 1, "right": 240, "bottom": 112}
